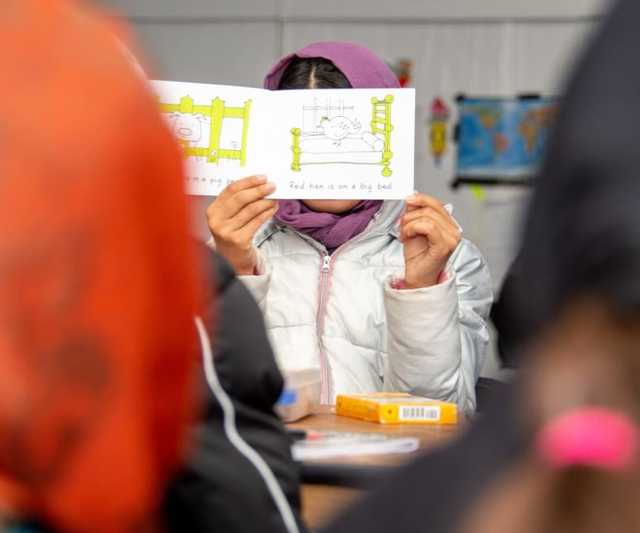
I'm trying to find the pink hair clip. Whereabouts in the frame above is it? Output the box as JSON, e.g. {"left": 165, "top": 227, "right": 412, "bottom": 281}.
{"left": 536, "top": 407, "right": 639, "bottom": 471}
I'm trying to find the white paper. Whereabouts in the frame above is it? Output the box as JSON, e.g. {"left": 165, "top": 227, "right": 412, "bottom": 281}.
{"left": 152, "top": 80, "right": 415, "bottom": 200}
{"left": 291, "top": 431, "right": 419, "bottom": 461}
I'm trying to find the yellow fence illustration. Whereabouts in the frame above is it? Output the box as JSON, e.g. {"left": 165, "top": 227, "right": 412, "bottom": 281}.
{"left": 291, "top": 127, "right": 302, "bottom": 172}
{"left": 161, "top": 96, "right": 252, "bottom": 166}
{"left": 371, "top": 95, "right": 394, "bottom": 177}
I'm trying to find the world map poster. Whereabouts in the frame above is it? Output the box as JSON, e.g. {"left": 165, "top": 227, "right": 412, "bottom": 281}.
{"left": 456, "top": 97, "right": 557, "bottom": 181}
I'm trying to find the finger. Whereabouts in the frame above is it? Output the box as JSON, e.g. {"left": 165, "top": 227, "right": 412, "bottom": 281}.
{"left": 228, "top": 199, "right": 278, "bottom": 231}
{"left": 219, "top": 175, "right": 268, "bottom": 200}
{"left": 402, "top": 218, "right": 460, "bottom": 257}
{"left": 226, "top": 183, "right": 276, "bottom": 218}
{"left": 401, "top": 207, "right": 458, "bottom": 234}
{"left": 235, "top": 204, "right": 279, "bottom": 245}
{"left": 207, "top": 176, "right": 268, "bottom": 221}
{"left": 401, "top": 218, "right": 444, "bottom": 244}
{"left": 405, "top": 193, "right": 451, "bottom": 219}
{"left": 402, "top": 213, "right": 460, "bottom": 248}
{"left": 215, "top": 183, "right": 276, "bottom": 220}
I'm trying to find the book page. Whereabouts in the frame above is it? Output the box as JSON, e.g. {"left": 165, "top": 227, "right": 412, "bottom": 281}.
{"left": 266, "top": 88, "right": 415, "bottom": 200}
{"left": 152, "top": 82, "right": 415, "bottom": 199}
{"left": 152, "top": 81, "right": 269, "bottom": 196}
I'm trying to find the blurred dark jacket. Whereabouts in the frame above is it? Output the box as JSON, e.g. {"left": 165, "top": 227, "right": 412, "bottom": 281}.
{"left": 164, "top": 248, "right": 307, "bottom": 533}
{"left": 490, "top": 254, "right": 532, "bottom": 369}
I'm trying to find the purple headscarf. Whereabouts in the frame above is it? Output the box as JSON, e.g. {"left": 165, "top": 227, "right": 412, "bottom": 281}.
{"left": 263, "top": 41, "right": 400, "bottom": 91}
{"left": 265, "top": 42, "right": 400, "bottom": 252}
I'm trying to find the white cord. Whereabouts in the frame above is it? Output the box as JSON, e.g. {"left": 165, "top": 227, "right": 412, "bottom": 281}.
{"left": 194, "top": 316, "right": 301, "bottom": 533}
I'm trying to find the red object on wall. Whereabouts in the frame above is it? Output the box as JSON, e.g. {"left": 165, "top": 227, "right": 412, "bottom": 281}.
{"left": 429, "top": 97, "right": 451, "bottom": 165}
{"left": 431, "top": 97, "right": 450, "bottom": 121}
{"left": 392, "top": 58, "right": 413, "bottom": 87}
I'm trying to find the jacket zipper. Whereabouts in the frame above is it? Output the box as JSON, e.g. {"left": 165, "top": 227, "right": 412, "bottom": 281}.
{"left": 317, "top": 254, "right": 333, "bottom": 404}
{"left": 304, "top": 208, "right": 386, "bottom": 404}
{"left": 316, "top": 244, "right": 352, "bottom": 404}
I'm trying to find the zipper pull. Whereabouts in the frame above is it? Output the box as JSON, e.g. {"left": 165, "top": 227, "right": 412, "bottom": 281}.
{"left": 321, "top": 255, "right": 331, "bottom": 272}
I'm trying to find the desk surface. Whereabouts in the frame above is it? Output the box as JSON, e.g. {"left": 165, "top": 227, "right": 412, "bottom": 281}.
{"left": 289, "top": 406, "right": 462, "bottom": 527}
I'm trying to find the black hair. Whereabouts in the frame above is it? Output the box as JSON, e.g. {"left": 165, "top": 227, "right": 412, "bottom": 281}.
{"left": 278, "top": 57, "right": 352, "bottom": 90}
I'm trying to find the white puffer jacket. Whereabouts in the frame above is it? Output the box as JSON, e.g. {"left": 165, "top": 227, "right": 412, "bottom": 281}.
{"left": 239, "top": 200, "right": 493, "bottom": 414}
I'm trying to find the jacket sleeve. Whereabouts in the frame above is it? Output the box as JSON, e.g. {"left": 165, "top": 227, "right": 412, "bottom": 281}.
{"left": 382, "top": 239, "right": 493, "bottom": 414}
{"left": 207, "top": 236, "right": 273, "bottom": 312}
{"left": 236, "top": 249, "right": 272, "bottom": 313}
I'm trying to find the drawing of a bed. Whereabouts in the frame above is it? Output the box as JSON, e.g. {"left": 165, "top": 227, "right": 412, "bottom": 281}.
{"left": 291, "top": 95, "right": 394, "bottom": 176}
{"left": 160, "top": 95, "right": 251, "bottom": 166}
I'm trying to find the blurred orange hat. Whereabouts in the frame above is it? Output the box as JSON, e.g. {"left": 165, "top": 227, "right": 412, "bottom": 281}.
{"left": 0, "top": 0, "right": 200, "bottom": 530}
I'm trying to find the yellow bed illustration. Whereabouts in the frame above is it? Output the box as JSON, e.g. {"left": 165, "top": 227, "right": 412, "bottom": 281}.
{"left": 291, "top": 95, "right": 394, "bottom": 176}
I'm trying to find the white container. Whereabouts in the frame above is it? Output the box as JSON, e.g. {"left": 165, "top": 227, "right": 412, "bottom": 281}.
{"left": 275, "top": 368, "right": 321, "bottom": 422}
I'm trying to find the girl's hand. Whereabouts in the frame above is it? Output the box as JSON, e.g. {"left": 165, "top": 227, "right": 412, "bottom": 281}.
{"left": 207, "top": 175, "right": 277, "bottom": 275}
{"left": 399, "top": 193, "right": 461, "bottom": 289}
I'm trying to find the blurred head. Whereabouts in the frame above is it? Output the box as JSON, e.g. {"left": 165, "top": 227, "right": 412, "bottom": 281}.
{"left": 463, "top": 1, "right": 640, "bottom": 531}
{"left": 465, "top": 302, "right": 640, "bottom": 533}
{"left": 265, "top": 41, "right": 400, "bottom": 214}
{"left": 0, "top": 1, "right": 200, "bottom": 530}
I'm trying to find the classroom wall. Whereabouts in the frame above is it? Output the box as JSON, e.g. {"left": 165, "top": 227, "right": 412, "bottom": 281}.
{"left": 104, "top": 0, "right": 609, "bottom": 377}
{"left": 105, "top": 0, "right": 608, "bottom": 18}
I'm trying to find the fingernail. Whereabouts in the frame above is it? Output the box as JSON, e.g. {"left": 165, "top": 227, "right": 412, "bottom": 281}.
{"left": 266, "top": 182, "right": 276, "bottom": 191}
{"left": 256, "top": 175, "right": 268, "bottom": 183}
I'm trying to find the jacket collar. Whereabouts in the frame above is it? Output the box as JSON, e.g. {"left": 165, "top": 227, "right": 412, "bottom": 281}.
{"left": 255, "top": 223, "right": 281, "bottom": 247}
{"left": 376, "top": 200, "right": 403, "bottom": 240}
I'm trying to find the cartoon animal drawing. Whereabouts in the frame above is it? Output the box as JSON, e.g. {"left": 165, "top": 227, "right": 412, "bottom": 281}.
{"left": 319, "top": 116, "right": 362, "bottom": 146}
{"left": 168, "top": 113, "right": 210, "bottom": 143}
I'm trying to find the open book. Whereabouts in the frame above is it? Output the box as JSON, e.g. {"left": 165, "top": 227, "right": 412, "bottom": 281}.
{"left": 152, "top": 81, "right": 415, "bottom": 199}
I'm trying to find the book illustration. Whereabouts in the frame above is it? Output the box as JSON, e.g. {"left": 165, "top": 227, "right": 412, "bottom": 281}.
{"left": 160, "top": 95, "right": 252, "bottom": 166}
{"left": 319, "top": 116, "right": 362, "bottom": 146}
{"left": 291, "top": 95, "right": 394, "bottom": 176}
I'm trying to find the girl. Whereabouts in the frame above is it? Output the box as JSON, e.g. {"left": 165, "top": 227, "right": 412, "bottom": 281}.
{"left": 207, "top": 42, "right": 493, "bottom": 413}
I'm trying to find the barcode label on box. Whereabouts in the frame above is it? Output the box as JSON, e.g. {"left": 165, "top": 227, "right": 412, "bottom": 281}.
{"left": 398, "top": 405, "right": 441, "bottom": 421}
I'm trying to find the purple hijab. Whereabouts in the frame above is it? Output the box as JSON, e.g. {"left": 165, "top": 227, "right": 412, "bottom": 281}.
{"left": 265, "top": 42, "right": 400, "bottom": 252}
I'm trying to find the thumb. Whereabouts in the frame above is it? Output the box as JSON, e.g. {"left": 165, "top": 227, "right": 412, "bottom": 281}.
{"left": 404, "top": 192, "right": 421, "bottom": 213}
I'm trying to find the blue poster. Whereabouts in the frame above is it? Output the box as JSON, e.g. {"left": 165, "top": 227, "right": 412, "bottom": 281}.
{"left": 456, "top": 97, "right": 557, "bottom": 179}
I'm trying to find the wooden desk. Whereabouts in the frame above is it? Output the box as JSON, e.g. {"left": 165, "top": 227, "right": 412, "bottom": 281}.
{"left": 288, "top": 406, "right": 461, "bottom": 529}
